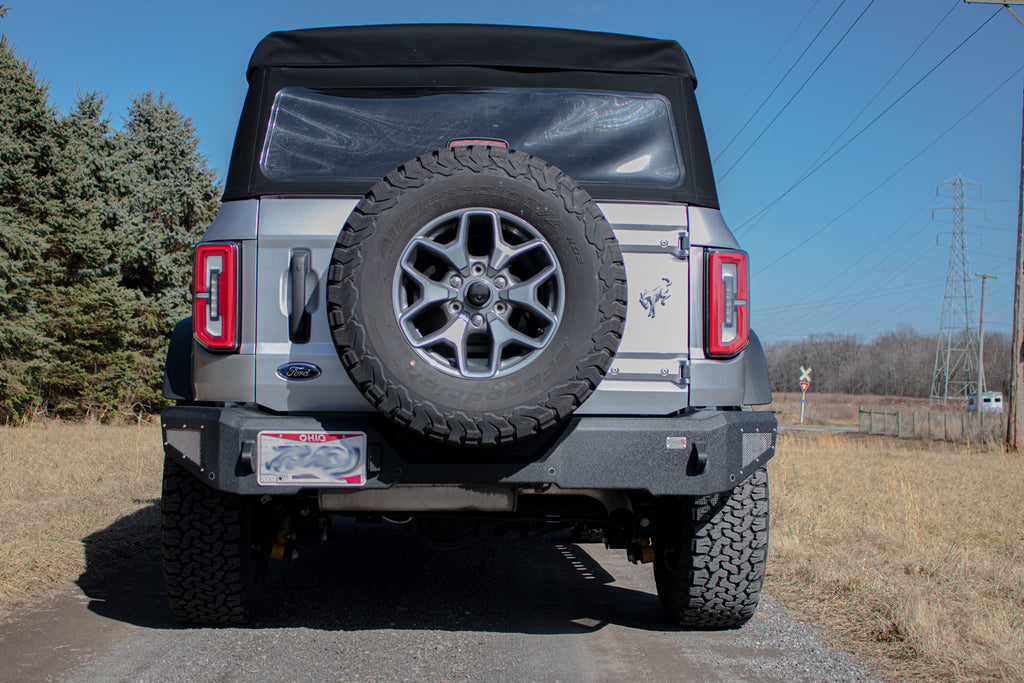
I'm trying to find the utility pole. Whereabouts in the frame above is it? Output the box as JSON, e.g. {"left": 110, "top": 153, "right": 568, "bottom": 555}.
{"left": 976, "top": 273, "right": 997, "bottom": 394}
{"left": 966, "top": 0, "right": 1024, "bottom": 451}
{"left": 1009, "top": 82, "right": 1024, "bottom": 450}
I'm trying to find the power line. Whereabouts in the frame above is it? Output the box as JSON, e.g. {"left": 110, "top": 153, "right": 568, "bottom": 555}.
{"left": 755, "top": 197, "right": 934, "bottom": 317}
{"left": 708, "top": 0, "right": 822, "bottom": 143}
{"left": 816, "top": 272, "right": 1008, "bottom": 335}
{"left": 759, "top": 281, "right": 939, "bottom": 318}
{"left": 717, "top": 0, "right": 878, "bottom": 182}
{"left": 761, "top": 244, "right": 941, "bottom": 337}
{"left": 795, "top": 236, "right": 1014, "bottom": 335}
{"left": 753, "top": 64, "right": 1023, "bottom": 275}
{"left": 763, "top": 215, "right": 960, "bottom": 336}
{"left": 736, "top": 3, "right": 1001, "bottom": 237}
{"left": 798, "top": 248, "right": 943, "bottom": 336}
{"left": 835, "top": 255, "right": 1018, "bottom": 335}
{"left": 735, "top": 0, "right": 962, "bottom": 237}
{"left": 713, "top": 0, "right": 850, "bottom": 164}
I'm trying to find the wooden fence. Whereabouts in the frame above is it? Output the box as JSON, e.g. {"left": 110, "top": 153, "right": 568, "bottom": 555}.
{"left": 858, "top": 407, "right": 1005, "bottom": 444}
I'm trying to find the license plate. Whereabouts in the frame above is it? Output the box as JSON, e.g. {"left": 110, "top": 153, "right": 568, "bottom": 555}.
{"left": 257, "top": 431, "right": 367, "bottom": 487}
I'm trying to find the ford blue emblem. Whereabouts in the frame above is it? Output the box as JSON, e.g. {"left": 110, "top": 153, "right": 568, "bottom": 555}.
{"left": 276, "top": 362, "right": 322, "bottom": 381}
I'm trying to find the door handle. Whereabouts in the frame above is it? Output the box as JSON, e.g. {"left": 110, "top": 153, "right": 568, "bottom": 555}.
{"left": 289, "top": 251, "right": 311, "bottom": 343}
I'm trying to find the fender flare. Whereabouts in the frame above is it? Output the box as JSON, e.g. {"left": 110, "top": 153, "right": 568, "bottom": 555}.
{"left": 742, "top": 330, "right": 772, "bottom": 406}
{"left": 163, "top": 317, "right": 194, "bottom": 401}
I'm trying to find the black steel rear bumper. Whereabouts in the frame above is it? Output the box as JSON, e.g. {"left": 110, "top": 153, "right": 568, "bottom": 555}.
{"left": 161, "top": 405, "right": 777, "bottom": 497}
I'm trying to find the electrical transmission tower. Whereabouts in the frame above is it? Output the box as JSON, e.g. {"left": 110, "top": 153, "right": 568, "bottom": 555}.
{"left": 930, "top": 175, "right": 984, "bottom": 404}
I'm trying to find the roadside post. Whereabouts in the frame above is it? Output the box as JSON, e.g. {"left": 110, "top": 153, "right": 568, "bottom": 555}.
{"left": 799, "top": 366, "right": 812, "bottom": 426}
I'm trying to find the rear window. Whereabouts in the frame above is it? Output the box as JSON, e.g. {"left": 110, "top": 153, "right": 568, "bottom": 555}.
{"left": 259, "top": 88, "right": 684, "bottom": 187}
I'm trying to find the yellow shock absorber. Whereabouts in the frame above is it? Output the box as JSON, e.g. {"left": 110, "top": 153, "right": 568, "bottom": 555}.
{"left": 638, "top": 538, "right": 655, "bottom": 564}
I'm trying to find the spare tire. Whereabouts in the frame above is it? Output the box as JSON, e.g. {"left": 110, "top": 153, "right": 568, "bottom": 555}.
{"left": 326, "top": 146, "right": 625, "bottom": 446}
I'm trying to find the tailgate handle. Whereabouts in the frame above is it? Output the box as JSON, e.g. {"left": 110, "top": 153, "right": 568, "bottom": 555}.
{"left": 289, "top": 250, "right": 311, "bottom": 343}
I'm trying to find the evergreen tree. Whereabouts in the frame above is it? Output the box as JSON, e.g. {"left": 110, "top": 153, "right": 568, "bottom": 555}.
{"left": 0, "top": 28, "right": 222, "bottom": 420}
{"left": 37, "top": 92, "right": 145, "bottom": 416}
{"left": 0, "top": 34, "right": 58, "bottom": 420}
{"left": 115, "top": 90, "right": 221, "bottom": 410}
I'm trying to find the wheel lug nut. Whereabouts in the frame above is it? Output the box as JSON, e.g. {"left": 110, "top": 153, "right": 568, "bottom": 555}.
{"left": 449, "top": 301, "right": 462, "bottom": 314}
{"left": 495, "top": 276, "right": 507, "bottom": 289}
{"left": 449, "top": 276, "right": 463, "bottom": 288}
{"left": 495, "top": 303, "right": 506, "bottom": 314}
{"left": 471, "top": 314, "right": 485, "bottom": 327}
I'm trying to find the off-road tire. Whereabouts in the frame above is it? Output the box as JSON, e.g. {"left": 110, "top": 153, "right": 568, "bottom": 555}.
{"left": 654, "top": 468, "right": 769, "bottom": 629}
{"left": 161, "top": 457, "right": 266, "bottom": 625}
{"left": 326, "top": 146, "right": 626, "bottom": 447}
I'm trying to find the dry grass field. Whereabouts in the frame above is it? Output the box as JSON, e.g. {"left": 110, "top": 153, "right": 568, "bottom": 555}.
{"left": 0, "top": 419, "right": 162, "bottom": 617}
{"left": 1, "top": 414, "right": 1022, "bottom": 682}
{"left": 769, "top": 430, "right": 1024, "bottom": 681}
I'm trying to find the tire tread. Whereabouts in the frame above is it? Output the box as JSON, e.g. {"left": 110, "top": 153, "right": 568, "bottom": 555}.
{"left": 327, "top": 146, "right": 626, "bottom": 446}
{"left": 654, "top": 468, "right": 769, "bottom": 629}
{"left": 161, "top": 458, "right": 262, "bottom": 625}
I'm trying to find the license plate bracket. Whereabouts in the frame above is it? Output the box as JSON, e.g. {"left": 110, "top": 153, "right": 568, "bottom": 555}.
{"left": 257, "top": 430, "right": 367, "bottom": 487}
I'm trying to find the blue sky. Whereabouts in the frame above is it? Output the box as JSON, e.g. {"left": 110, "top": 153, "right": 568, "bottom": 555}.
{"left": 3, "top": 0, "right": 1023, "bottom": 344}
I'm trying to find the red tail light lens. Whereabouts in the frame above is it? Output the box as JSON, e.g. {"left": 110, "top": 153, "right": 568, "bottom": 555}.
{"left": 193, "top": 243, "right": 239, "bottom": 352}
{"left": 447, "top": 138, "right": 509, "bottom": 149}
{"left": 706, "top": 249, "right": 749, "bottom": 358}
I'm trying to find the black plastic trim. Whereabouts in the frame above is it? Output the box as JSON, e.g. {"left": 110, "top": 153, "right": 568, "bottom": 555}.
{"left": 162, "top": 317, "right": 194, "bottom": 401}
{"left": 743, "top": 331, "right": 773, "bottom": 406}
{"left": 161, "top": 405, "right": 777, "bottom": 498}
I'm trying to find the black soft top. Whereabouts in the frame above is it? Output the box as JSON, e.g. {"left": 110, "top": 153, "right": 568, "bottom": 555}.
{"left": 225, "top": 24, "right": 718, "bottom": 208}
{"left": 247, "top": 24, "right": 697, "bottom": 83}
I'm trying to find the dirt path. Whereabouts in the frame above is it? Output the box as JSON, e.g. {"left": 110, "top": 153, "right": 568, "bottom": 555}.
{"left": 0, "top": 521, "right": 876, "bottom": 682}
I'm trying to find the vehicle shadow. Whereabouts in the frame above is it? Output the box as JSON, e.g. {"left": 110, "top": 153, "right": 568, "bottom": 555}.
{"left": 77, "top": 513, "right": 672, "bottom": 635}
{"left": 75, "top": 501, "right": 177, "bottom": 629}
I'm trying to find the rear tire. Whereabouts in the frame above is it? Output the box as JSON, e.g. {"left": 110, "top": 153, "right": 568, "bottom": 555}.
{"left": 654, "top": 468, "right": 769, "bottom": 629}
{"left": 160, "top": 457, "right": 267, "bottom": 625}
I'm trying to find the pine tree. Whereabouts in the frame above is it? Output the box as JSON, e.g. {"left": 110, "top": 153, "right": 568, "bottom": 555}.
{"left": 0, "top": 36, "right": 222, "bottom": 420}
{"left": 0, "top": 34, "right": 59, "bottom": 419}
{"left": 37, "top": 92, "right": 145, "bottom": 416}
{"left": 115, "top": 90, "right": 221, "bottom": 410}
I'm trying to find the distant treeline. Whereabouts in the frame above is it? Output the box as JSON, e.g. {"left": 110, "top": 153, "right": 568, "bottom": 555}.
{"left": 765, "top": 327, "right": 1012, "bottom": 398}
{"left": 0, "top": 34, "right": 219, "bottom": 421}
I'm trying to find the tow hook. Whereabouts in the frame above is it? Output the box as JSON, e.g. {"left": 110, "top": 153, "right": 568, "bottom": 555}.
{"left": 627, "top": 538, "right": 655, "bottom": 564}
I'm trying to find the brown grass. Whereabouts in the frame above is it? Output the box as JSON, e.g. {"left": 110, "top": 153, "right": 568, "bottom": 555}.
{"left": 0, "top": 419, "right": 162, "bottom": 618}
{"left": 765, "top": 392, "right": 958, "bottom": 427}
{"left": 769, "top": 431, "right": 1024, "bottom": 681}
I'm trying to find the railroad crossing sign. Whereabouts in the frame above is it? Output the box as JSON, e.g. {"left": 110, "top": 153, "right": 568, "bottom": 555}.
{"left": 799, "top": 366, "right": 812, "bottom": 425}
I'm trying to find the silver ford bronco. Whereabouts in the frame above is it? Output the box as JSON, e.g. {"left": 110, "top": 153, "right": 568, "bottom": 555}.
{"left": 160, "top": 24, "right": 776, "bottom": 628}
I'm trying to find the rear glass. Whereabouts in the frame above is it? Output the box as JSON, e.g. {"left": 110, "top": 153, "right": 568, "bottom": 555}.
{"left": 259, "top": 88, "right": 684, "bottom": 187}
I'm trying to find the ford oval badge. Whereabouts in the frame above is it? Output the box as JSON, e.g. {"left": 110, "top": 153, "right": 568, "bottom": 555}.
{"left": 276, "top": 362, "right": 322, "bottom": 381}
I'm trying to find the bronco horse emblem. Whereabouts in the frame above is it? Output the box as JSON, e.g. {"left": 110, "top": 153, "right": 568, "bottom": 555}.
{"left": 639, "top": 278, "right": 672, "bottom": 318}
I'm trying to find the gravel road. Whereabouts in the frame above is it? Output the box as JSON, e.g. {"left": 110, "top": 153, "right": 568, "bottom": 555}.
{"left": 0, "top": 518, "right": 877, "bottom": 682}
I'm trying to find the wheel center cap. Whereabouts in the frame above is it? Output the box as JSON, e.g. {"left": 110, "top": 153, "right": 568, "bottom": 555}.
{"left": 465, "top": 281, "right": 492, "bottom": 308}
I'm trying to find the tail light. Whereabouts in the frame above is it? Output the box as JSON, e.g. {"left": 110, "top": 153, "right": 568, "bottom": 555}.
{"left": 706, "top": 249, "right": 749, "bottom": 358}
{"left": 193, "top": 242, "right": 239, "bottom": 352}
